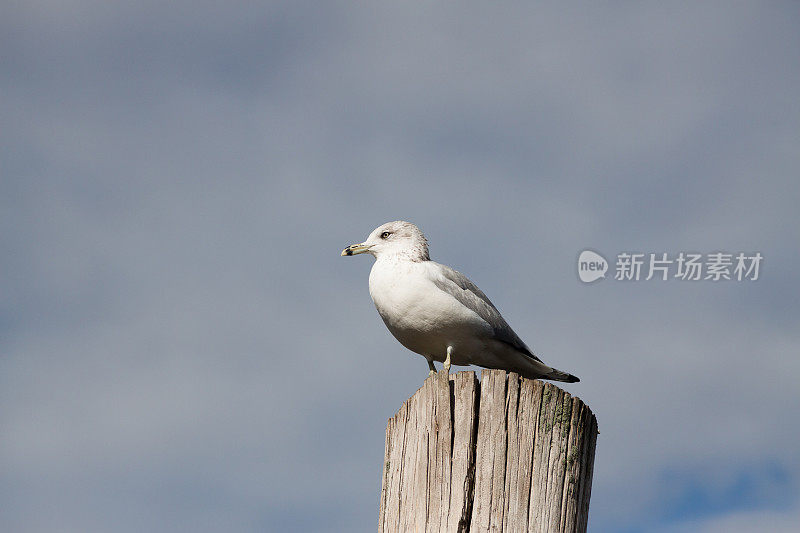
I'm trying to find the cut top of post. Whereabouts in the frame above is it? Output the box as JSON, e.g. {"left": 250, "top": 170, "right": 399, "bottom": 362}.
{"left": 378, "top": 369, "right": 598, "bottom": 533}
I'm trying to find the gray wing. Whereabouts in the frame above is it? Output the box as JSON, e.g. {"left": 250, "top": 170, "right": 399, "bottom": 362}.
{"left": 430, "top": 262, "right": 543, "bottom": 362}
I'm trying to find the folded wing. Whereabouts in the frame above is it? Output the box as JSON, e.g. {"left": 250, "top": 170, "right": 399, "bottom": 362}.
{"left": 429, "top": 262, "right": 544, "bottom": 363}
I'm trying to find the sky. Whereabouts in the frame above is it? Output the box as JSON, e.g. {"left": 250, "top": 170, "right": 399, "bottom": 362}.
{"left": 2, "top": 2, "right": 799, "bottom": 532}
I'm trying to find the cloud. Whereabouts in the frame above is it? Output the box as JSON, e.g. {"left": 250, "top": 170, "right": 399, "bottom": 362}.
{"left": 653, "top": 502, "right": 800, "bottom": 533}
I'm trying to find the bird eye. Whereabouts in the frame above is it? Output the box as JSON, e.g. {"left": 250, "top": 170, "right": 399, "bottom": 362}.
{"left": 381, "top": 231, "right": 391, "bottom": 239}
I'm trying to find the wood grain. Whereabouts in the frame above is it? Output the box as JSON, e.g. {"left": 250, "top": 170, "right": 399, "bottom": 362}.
{"left": 379, "top": 369, "right": 597, "bottom": 532}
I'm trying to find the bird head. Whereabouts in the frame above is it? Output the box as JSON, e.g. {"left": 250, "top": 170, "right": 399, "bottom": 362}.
{"left": 341, "top": 221, "right": 430, "bottom": 261}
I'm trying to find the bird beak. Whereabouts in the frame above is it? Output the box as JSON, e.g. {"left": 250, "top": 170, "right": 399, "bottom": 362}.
{"left": 341, "top": 242, "right": 371, "bottom": 256}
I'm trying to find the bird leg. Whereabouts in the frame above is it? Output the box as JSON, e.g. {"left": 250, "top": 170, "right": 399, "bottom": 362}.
{"left": 444, "top": 346, "right": 453, "bottom": 375}
{"left": 427, "top": 358, "right": 436, "bottom": 376}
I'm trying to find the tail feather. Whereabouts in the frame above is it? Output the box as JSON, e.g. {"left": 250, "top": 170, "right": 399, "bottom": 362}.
{"left": 503, "top": 348, "right": 580, "bottom": 383}
{"left": 514, "top": 359, "right": 581, "bottom": 383}
{"left": 545, "top": 367, "right": 580, "bottom": 383}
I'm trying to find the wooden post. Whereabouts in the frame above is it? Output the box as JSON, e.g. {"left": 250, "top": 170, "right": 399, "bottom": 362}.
{"left": 378, "top": 369, "right": 598, "bottom": 533}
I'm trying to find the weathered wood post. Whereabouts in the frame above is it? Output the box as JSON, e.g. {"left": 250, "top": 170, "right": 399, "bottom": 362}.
{"left": 378, "top": 369, "right": 598, "bottom": 532}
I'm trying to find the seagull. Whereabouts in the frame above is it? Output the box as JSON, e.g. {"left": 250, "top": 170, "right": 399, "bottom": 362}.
{"left": 341, "top": 221, "right": 579, "bottom": 382}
